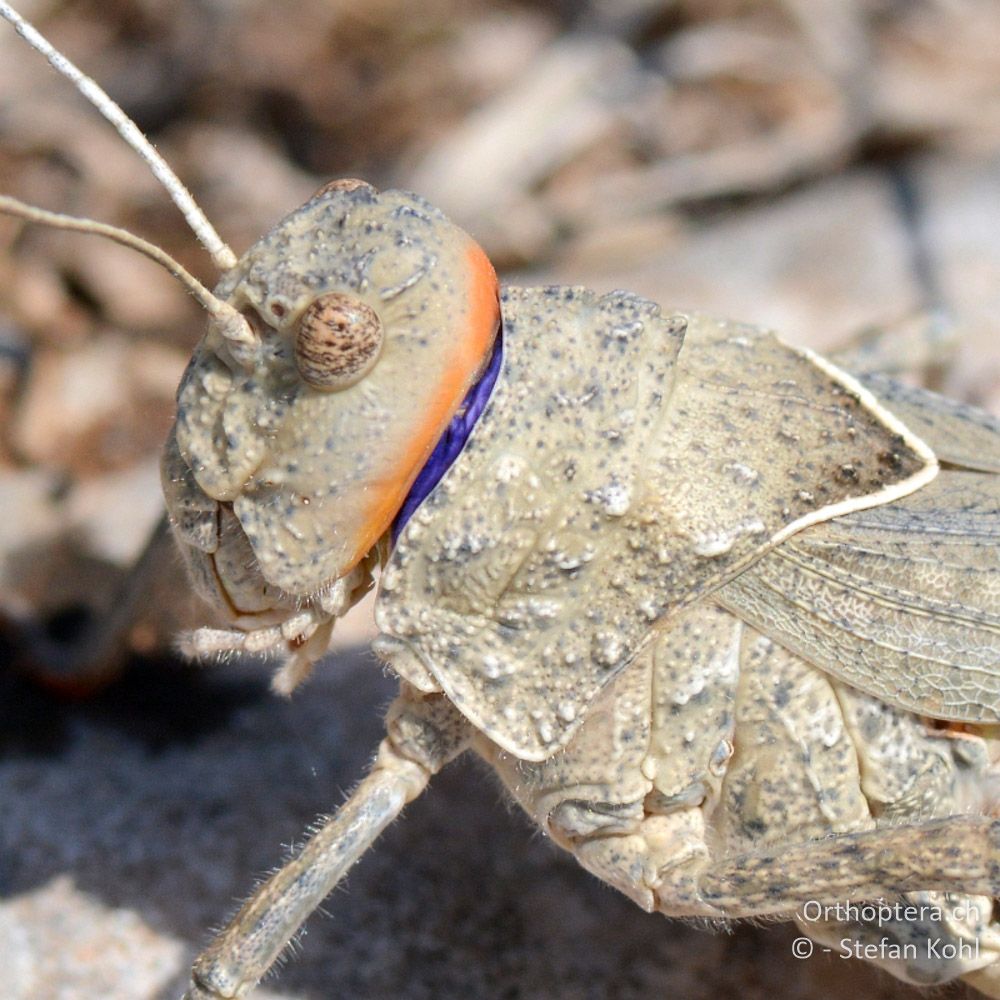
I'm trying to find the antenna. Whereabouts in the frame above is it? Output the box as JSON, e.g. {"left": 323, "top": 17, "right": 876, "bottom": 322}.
{"left": 0, "top": 4, "right": 256, "bottom": 349}
{"left": 0, "top": 195, "right": 254, "bottom": 345}
{"left": 0, "top": 1, "right": 237, "bottom": 271}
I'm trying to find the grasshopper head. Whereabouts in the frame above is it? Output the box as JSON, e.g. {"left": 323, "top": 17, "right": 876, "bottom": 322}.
{"left": 162, "top": 180, "right": 499, "bottom": 665}
{"left": 0, "top": 12, "right": 503, "bottom": 684}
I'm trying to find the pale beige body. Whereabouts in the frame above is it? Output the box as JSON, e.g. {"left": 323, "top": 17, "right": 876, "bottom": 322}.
{"left": 173, "top": 253, "right": 1000, "bottom": 999}
{"left": 479, "top": 604, "right": 1000, "bottom": 991}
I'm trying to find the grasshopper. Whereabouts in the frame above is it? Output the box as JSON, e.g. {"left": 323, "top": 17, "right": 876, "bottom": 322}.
{"left": 2, "top": 5, "right": 998, "bottom": 998}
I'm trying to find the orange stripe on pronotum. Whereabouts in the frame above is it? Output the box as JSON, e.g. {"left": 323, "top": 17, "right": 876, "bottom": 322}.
{"left": 349, "top": 241, "right": 500, "bottom": 571}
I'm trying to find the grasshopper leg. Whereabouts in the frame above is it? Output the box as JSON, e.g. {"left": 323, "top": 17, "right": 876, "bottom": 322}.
{"left": 828, "top": 309, "right": 957, "bottom": 382}
{"left": 799, "top": 889, "right": 1000, "bottom": 989}
{"left": 697, "top": 815, "right": 1000, "bottom": 914}
{"left": 556, "top": 805, "right": 1000, "bottom": 991}
{"left": 695, "top": 817, "right": 1000, "bottom": 993}
{"left": 182, "top": 690, "right": 470, "bottom": 1000}
{"left": 13, "top": 513, "right": 174, "bottom": 693}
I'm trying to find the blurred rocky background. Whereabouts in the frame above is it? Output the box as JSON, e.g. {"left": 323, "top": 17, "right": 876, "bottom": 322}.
{"left": 1, "top": 1, "right": 999, "bottom": 997}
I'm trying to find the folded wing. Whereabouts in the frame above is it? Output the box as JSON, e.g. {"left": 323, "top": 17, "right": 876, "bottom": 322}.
{"left": 720, "top": 450, "right": 1000, "bottom": 722}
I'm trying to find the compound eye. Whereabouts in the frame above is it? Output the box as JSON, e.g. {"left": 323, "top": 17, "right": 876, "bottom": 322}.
{"left": 294, "top": 292, "right": 384, "bottom": 390}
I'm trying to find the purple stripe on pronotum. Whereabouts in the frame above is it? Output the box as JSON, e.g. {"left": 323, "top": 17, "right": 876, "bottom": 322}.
{"left": 393, "top": 329, "right": 504, "bottom": 540}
